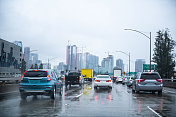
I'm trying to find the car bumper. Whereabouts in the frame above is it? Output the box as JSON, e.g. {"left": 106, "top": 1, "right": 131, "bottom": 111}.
{"left": 94, "top": 82, "right": 112, "bottom": 87}
{"left": 136, "top": 84, "right": 163, "bottom": 91}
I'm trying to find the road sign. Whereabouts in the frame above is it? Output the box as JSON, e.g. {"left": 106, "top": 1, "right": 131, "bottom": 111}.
{"left": 143, "top": 64, "right": 157, "bottom": 71}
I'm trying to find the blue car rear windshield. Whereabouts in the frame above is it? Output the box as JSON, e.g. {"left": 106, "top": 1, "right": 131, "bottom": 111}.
{"left": 24, "top": 71, "right": 47, "bottom": 77}
{"left": 141, "top": 73, "right": 160, "bottom": 79}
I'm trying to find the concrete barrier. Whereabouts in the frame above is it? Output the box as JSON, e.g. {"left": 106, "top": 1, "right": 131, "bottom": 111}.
{"left": 163, "top": 79, "right": 176, "bottom": 89}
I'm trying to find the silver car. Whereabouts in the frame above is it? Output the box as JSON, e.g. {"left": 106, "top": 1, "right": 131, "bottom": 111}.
{"left": 132, "top": 72, "right": 163, "bottom": 94}
{"left": 122, "top": 77, "right": 129, "bottom": 85}
{"left": 116, "top": 76, "right": 123, "bottom": 83}
{"left": 126, "top": 76, "right": 134, "bottom": 87}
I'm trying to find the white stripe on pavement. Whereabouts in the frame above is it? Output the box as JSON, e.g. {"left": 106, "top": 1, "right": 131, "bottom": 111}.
{"left": 147, "top": 106, "right": 162, "bottom": 117}
{"left": 75, "top": 93, "right": 83, "bottom": 98}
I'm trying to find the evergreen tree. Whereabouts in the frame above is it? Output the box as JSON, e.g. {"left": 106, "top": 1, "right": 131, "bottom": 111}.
{"left": 34, "top": 64, "right": 38, "bottom": 69}
{"left": 39, "top": 63, "right": 43, "bottom": 69}
{"left": 153, "top": 29, "right": 175, "bottom": 78}
{"left": 21, "top": 59, "right": 26, "bottom": 74}
{"left": 30, "top": 64, "right": 34, "bottom": 69}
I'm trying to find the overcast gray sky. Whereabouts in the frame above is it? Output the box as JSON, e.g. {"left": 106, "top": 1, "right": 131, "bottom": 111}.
{"left": 0, "top": 0, "right": 176, "bottom": 71}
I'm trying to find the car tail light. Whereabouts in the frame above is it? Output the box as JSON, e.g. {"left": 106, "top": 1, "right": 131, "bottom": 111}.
{"left": 123, "top": 78, "right": 125, "bottom": 80}
{"left": 156, "top": 79, "right": 162, "bottom": 83}
{"left": 21, "top": 71, "right": 27, "bottom": 81}
{"left": 46, "top": 71, "right": 51, "bottom": 81}
{"left": 79, "top": 76, "right": 81, "bottom": 80}
{"left": 95, "top": 80, "right": 100, "bottom": 82}
{"left": 106, "top": 80, "right": 111, "bottom": 82}
{"left": 138, "top": 79, "right": 145, "bottom": 83}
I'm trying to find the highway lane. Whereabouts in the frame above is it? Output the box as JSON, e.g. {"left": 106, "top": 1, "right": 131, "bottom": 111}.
{"left": 0, "top": 82, "right": 176, "bottom": 117}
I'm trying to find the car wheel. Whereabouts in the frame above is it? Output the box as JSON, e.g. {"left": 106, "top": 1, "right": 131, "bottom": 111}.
{"left": 132, "top": 87, "right": 135, "bottom": 93}
{"left": 21, "top": 93, "right": 27, "bottom": 100}
{"left": 50, "top": 87, "right": 56, "bottom": 99}
{"left": 158, "top": 91, "right": 162, "bottom": 95}
{"left": 59, "top": 87, "right": 62, "bottom": 96}
{"left": 94, "top": 86, "right": 97, "bottom": 90}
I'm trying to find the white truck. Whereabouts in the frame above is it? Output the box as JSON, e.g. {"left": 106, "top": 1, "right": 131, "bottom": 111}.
{"left": 113, "top": 68, "right": 122, "bottom": 82}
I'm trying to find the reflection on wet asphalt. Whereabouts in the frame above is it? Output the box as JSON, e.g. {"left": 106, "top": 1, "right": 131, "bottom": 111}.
{"left": 0, "top": 82, "right": 176, "bottom": 117}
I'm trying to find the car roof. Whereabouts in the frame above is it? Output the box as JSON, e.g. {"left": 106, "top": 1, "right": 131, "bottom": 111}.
{"left": 27, "top": 69, "right": 53, "bottom": 72}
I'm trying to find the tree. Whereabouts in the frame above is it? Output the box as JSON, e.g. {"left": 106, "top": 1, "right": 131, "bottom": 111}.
{"left": 21, "top": 59, "right": 26, "bottom": 74}
{"left": 34, "top": 64, "right": 38, "bottom": 69}
{"left": 153, "top": 29, "right": 176, "bottom": 78}
{"left": 39, "top": 63, "right": 43, "bottom": 69}
{"left": 30, "top": 64, "right": 34, "bottom": 69}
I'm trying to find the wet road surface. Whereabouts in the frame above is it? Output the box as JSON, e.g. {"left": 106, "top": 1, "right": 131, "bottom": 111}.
{"left": 0, "top": 82, "right": 176, "bottom": 117}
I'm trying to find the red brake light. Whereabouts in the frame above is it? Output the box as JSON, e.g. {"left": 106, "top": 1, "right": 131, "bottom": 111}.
{"left": 156, "top": 79, "right": 162, "bottom": 83}
{"left": 106, "top": 80, "right": 111, "bottom": 82}
{"left": 79, "top": 76, "right": 81, "bottom": 80}
{"left": 95, "top": 80, "right": 100, "bottom": 82}
{"left": 138, "top": 79, "right": 145, "bottom": 83}
{"left": 46, "top": 71, "right": 51, "bottom": 81}
{"left": 21, "top": 71, "right": 27, "bottom": 81}
{"left": 33, "top": 70, "right": 39, "bottom": 71}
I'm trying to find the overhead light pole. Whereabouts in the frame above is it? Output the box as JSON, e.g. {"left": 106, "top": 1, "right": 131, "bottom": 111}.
{"left": 124, "top": 29, "right": 152, "bottom": 72}
{"left": 116, "top": 51, "right": 130, "bottom": 76}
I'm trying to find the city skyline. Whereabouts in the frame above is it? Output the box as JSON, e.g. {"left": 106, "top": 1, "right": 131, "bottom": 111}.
{"left": 0, "top": 0, "right": 175, "bottom": 71}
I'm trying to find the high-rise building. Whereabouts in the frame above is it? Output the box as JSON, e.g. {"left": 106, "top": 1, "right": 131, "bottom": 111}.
{"left": 66, "top": 45, "right": 77, "bottom": 71}
{"left": 24, "top": 47, "right": 31, "bottom": 70}
{"left": 77, "top": 52, "right": 99, "bottom": 72}
{"left": 135, "top": 59, "right": 146, "bottom": 72}
{"left": 0, "top": 39, "right": 21, "bottom": 77}
{"left": 31, "top": 53, "right": 38, "bottom": 65}
{"left": 101, "top": 55, "right": 114, "bottom": 74}
{"left": 116, "top": 59, "right": 124, "bottom": 72}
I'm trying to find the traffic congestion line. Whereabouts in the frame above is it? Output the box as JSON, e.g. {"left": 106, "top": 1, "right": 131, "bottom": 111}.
{"left": 147, "top": 106, "right": 162, "bottom": 117}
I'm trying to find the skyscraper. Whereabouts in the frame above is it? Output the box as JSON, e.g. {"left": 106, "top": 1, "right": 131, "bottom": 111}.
{"left": 135, "top": 59, "right": 146, "bottom": 72}
{"left": 116, "top": 59, "right": 124, "bottom": 72}
{"left": 24, "top": 47, "right": 31, "bottom": 70}
{"left": 101, "top": 55, "right": 114, "bottom": 74}
{"left": 66, "top": 45, "right": 77, "bottom": 71}
{"left": 31, "top": 53, "right": 38, "bottom": 65}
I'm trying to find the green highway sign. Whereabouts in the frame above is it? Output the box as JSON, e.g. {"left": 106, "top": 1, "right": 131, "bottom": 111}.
{"left": 143, "top": 64, "right": 157, "bottom": 71}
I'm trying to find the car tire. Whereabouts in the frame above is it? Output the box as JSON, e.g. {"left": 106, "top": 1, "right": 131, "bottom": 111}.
{"left": 158, "top": 91, "right": 162, "bottom": 95}
{"left": 21, "top": 93, "right": 27, "bottom": 100}
{"left": 50, "top": 87, "right": 56, "bottom": 99}
{"left": 59, "top": 87, "right": 62, "bottom": 96}
{"left": 132, "top": 87, "right": 135, "bottom": 93}
{"left": 94, "top": 86, "right": 97, "bottom": 90}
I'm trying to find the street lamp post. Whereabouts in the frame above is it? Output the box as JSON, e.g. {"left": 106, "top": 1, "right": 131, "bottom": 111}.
{"left": 116, "top": 51, "right": 130, "bottom": 76}
{"left": 124, "top": 29, "right": 152, "bottom": 72}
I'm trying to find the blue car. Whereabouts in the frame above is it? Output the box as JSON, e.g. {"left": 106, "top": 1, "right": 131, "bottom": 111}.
{"left": 19, "top": 69, "right": 62, "bottom": 99}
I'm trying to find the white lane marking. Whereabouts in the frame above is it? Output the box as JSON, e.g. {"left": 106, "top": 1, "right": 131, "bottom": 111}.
{"left": 75, "top": 93, "right": 83, "bottom": 98}
{"left": 163, "top": 90, "right": 176, "bottom": 94}
{"left": 147, "top": 106, "right": 162, "bottom": 117}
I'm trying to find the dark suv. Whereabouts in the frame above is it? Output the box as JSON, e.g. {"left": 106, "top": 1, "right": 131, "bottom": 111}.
{"left": 19, "top": 69, "right": 62, "bottom": 99}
